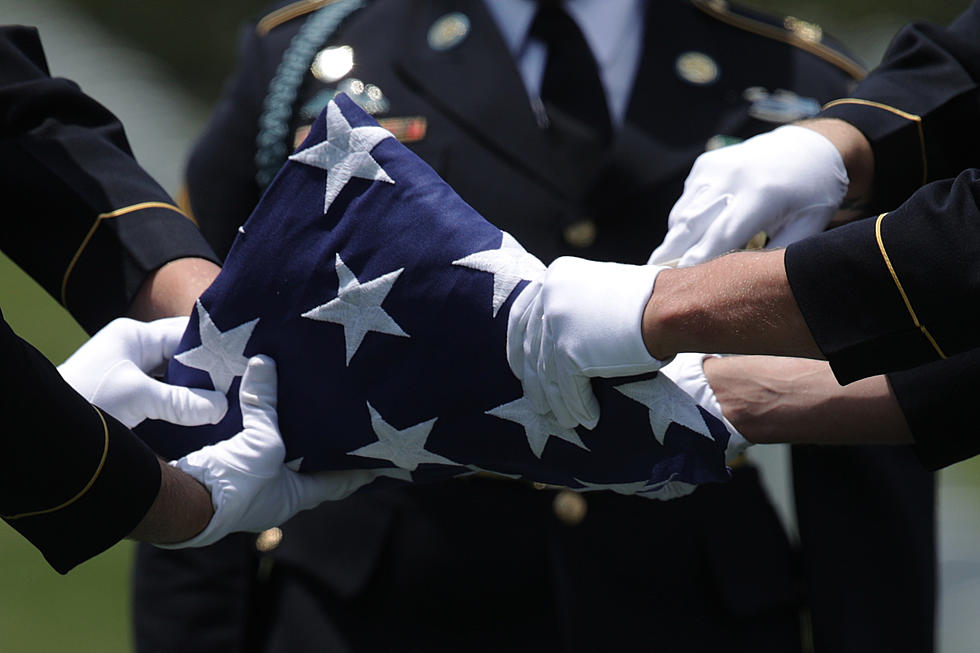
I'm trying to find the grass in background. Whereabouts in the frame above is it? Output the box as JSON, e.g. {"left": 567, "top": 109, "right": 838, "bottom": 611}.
{"left": 1, "top": 253, "right": 133, "bottom": 652}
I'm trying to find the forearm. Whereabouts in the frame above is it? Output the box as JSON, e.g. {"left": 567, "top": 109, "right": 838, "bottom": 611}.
{"left": 798, "top": 117, "right": 874, "bottom": 222}
{"left": 128, "top": 458, "right": 213, "bottom": 544}
{"left": 703, "top": 355, "right": 913, "bottom": 445}
{"left": 641, "top": 249, "right": 821, "bottom": 360}
{"left": 127, "top": 257, "right": 221, "bottom": 320}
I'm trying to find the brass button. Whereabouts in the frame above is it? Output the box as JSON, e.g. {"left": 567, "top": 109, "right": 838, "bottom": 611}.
{"left": 743, "top": 230, "right": 769, "bottom": 250}
{"left": 255, "top": 527, "right": 283, "bottom": 552}
{"left": 563, "top": 219, "right": 597, "bottom": 248}
{"left": 553, "top": 490, "right": 587, "bottom": 525}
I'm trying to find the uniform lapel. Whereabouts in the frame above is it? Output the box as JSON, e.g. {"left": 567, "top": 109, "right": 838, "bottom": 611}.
{"left": 612, "top": 1, "right": 707, "bottom": 195}
{"left": 393, "top": 0, "right": 582, "bottom": 196}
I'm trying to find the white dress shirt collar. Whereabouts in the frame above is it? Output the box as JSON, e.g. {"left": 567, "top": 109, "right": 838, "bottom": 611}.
{"left": 481, "top": 0, "right": 645, "bottom": 126}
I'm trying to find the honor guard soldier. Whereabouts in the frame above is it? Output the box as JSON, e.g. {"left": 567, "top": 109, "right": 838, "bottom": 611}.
{"left": 1, "top": 25, "right": 347, "bottom": 576}
{"left": 133, "top": 2, "right": 936, "bottom": 652}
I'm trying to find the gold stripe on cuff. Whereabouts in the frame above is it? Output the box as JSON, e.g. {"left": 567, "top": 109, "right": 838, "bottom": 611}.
{"left": 2, "top": 406, "right": 110, "bottom": 520}
{"left": 874, "top": 213, "right": 946, "bottom": 359}
{"left": 822, "top": 98, "right": 927, "bottom": 186}
{"left": 61, "top": 202, "right": 189, "bottom": 308}
{"left": 175, "top": 185, "right": 200, "bottom": 227}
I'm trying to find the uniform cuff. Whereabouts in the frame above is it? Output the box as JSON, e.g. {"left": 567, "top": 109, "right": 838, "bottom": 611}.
{"left": 5, "top": 411, "right": 161, "bottom": 574}
{"left": 821, "top": 100, "right": 925, "bottom": 212}
{"left": 66, "top": 205, "right": 219, "bottom": 334}
{"left": 784, "top": 217, "right": 935, "bottom": 385}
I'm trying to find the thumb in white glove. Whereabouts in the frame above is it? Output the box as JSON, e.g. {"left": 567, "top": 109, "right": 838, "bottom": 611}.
{"left": 162, "top": 355, "right": 382, "bottom": 548}
{"left": 658, "top": 353, "right": 749, "bottom": 463}
{"left": 507, "top": 257, "right": 670, "bottom": 430}
{"left": 649, "top": 125, "right": 848, "bottom": 267}
{"left": 58, "top": 316, "right": 227, "bottom": 428}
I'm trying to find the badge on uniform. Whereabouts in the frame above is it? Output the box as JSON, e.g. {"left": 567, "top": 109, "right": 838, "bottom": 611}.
{"left": 675, "top": 51, "right": 719, "bottom": 85}
{"left": 377, "top": 116, "right": 428, "bottom": 143}
{"left": 311, "top": 45, "right": 355, "bottom": 83}
{"left": 743, "top": 87, "right": 820, "bottom": 123}
{"left": 428, "top": 12, "right": 470, "bottom": 51}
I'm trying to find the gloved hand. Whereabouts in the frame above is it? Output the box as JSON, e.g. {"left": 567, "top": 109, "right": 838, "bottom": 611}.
{"left": 507, "top": 257, "right": 670, "bottom": 430}
{"left": 58, "top": 316, "right": 227, "bottom": 428}
{"left": 163, "top": 355, "right": 383, "bottom": 548}
{"left": 658, "top": 353, "right": 749, "bottom": 463}
{"left": 649, "top": 125, "right": 849, "bottom": 266}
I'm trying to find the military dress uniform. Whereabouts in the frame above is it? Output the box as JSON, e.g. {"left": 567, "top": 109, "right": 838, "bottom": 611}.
{"left": 0, "top": 26, "right": 218, "bottom": 573}
{"left": 133, "top": 2, "right": 934, "bottom": 651}
{"left": 785, "top": 2, "right": 980, "bottom": 469}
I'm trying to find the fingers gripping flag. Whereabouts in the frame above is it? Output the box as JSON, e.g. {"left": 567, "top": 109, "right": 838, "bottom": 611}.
{"left": 142, "top": 95, "right": 732, "bottom": 499}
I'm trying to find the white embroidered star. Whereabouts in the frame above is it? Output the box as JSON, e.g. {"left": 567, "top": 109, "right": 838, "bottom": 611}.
{"left": 452, "top": 232, "right": 545, "bottom": 317}
{"left": 636, "top": 475, "right": 698, "bottom": 501}
{"left": 340, "top": 467, "right": 415, "bottom": 495}
{"left": 463, "top": 465, "right": 522, "bottom": 480}
{"left": 572, "top": 479, "right": 652, "bottom": 495}
{"left": 302, "top": 253, "right": 409, "bottom": 365}
{"left": 297, "top": 467, "right": 417, "bottom": 503}
{"left": 347, "top": 402, "right": 456, "bottom": 471}
{"left": 615, "top": 375, "right": 713, "bottom": 445}
{"left": 288, "top": 100, "right": 394, "bottom": 214}
{"left": 174, "top": 301, "right": 259, "bottom": 394}
{"left": 486, "top": 395, "right": 588, "bottom": 458}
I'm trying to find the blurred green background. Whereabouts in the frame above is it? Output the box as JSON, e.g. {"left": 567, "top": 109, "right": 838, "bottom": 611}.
{"left": 1, "top": 1, "right": 975, "bottom": 651}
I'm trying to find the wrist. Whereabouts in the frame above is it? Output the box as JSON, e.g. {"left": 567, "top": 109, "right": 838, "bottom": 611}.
{"left": 798, "top": 118, "right": 874, "bottom": 221}
{"left": 128, "top": 257, "right": 221, "bottom": 320}
{"left": 128, "top": 458, "right": 213, "bottom": 544}
{"left": 572, "top": 260, "right": 667, "bottom": 376}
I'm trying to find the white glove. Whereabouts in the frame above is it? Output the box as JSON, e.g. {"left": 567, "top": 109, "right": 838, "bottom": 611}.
{"left": 507, "top": 257, "right": 670, "bottom": 430}
{"left": 163, "top": 355, "right": 382, "bottom": 548}
{"left": 649, "top": 125, "right": 849, "bottom": 266}
{"left": 58, "top": 316, "right": 227, "bottom": 428}
{"left": 658, "top": 353, "right": 749, "bottom": 463}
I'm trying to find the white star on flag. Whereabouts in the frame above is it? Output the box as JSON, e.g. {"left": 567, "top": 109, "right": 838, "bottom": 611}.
{"left": 338, "top": 467, "right": 416, "bottom": 495}
{"left": 637, "top": 474, "right": 697, "bottom": 501}
{"left": 464, "top": 465, "right": 522, "bottom": 480}
{"left": 615, "top": 375, "right": 714, "bottom": 445}
{"left": 486, "top": 395, "right": 589, "bottom": 458}
{"left": 302, "top": 253, "right": 409, "bottom": 365}
{"left": 347, "top": 402, "right": 456, "bottom": 471}
{"left": 175, "top": 301, "right": 259, "bottom": 394}
{"left": 289, "top": 100, "right": 394, "bottom": 213}
{"left": 572, "top": 479, "right": 652, "bottom": 495}
{"left": 452, "top": 232, "right": 545, "bottom": 317}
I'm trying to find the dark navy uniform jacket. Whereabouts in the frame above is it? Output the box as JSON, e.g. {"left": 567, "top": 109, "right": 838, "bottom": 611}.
{"left": 133, "top": 2, "right": 934, "bottom": 652}
{"left": 0, "top": 26, "right": 217, "bottom": 573}
{"left": 786, "top": 2, "right": 980, "bottom": 470}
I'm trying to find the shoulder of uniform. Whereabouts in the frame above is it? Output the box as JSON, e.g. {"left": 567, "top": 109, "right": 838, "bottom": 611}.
{"left": 256, "top": 0, "right": 343, "bottom": 36}
{"left": 690, "top": 0, "right": 866, "bottom": 80}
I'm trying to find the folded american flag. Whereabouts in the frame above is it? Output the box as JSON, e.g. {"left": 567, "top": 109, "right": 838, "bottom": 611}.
{"left": 143, "top": 94, "right": 732, "bottom": 499}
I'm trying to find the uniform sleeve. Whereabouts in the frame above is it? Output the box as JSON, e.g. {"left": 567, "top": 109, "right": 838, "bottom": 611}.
{"left": 819, "top": 3, "right": 980, "bottom": 213}
{"left": 888, "top": 349, "right": 980, "bottom": 469}
{"left": 785, "top": 169, "right": 980, "bottom": 384}
{"left": 0, "top": 309, "right": 161, "bottom": 574}
{"left": 0, "top": 26, "right": 218, "bottom": 334}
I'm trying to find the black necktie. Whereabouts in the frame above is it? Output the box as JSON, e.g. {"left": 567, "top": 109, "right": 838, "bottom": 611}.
{"left": 531, "top": 3, "right": 612, "bottom": 142}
